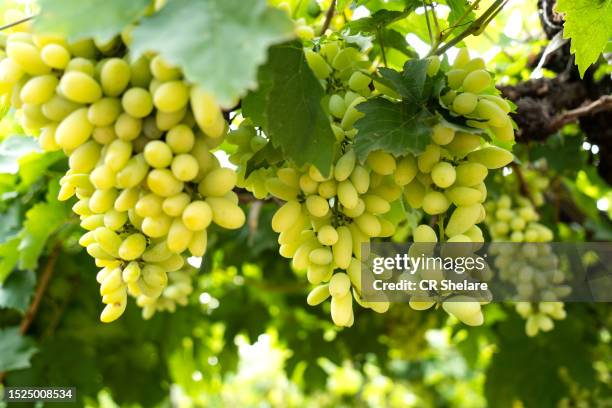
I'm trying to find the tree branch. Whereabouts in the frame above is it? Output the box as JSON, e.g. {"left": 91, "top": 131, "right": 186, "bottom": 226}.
{"left": 511, "top": 162, "right": 536, "bottom": 207}
{"left": 320, "top": 0, "right": 336, "bottom": 36}
{"left": 548, "top": 95, "right": 612, "bottom": 133}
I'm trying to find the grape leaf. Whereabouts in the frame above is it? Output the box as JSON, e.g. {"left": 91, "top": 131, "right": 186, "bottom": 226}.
{"left": 0, "top": 270, "right": 35, "bottom": 313}
{"left": 347, "top": 8, "right": 415, "bottom": 33}
{"left": 131, "top": 0, "right": 294, "bottom": 107}
{"left": 380, "top": 59, "right": 429, "bottom": 104}
{"left": 0, "top": 238, "right": 19, "bottom": 283}
{"left": 556, "top": 0, "right": 612, "bottom": 76}
{"left": 243, "top": 42, "right": 336, "bottom": 175}
{"left": 354, "top": 98, "right": 434, "bottom": 161}
{"left": 34, "top": 0, "right": 150, "bottom": 42}
{"left": 0, "top": 327, "right": 38, "bottom": 371}
{"left": 0, "top": 136, "right": 40, "bottom": 175}
{"left": 18, "top": 201, "right": 70, "bottom": 270}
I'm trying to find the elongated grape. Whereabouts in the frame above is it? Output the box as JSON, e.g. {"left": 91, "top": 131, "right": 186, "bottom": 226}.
{"left": 431, "top": 161, "right": 456, "bottom": 188}
{"left": 20, "top": 75, "right": 58, "bottom": 105}
{"left": 452, "top": 92, "right": 478, "bottom": 115}
{"left": 463, "top": 69, "right": 491, "bottom": 93}
{"left": 422, "top": 191, "right": 450, "bottom": 215}
{"left": 206, "top": 197, "right": 245, "bottom": 229}
{"left": 455, "top": 162, "right": 488, "bottom": 187}
{"left": 59, "top": 71, "right": 102, "bottom": 103}
{"left": 69, "top": 141, "right": 101, "bottom": 173}
{"left": 116, "top": 154, "right": 149, "bottom": 188}
{"left": 88, "top": 97, "right": 121, "bottom": 126}
{"left": 338, "top": 180, "right": 359, "bottom": 209}
{"left": 334, "top": 149, "right": 356, "bottom": 181}
{"left": 355, "top": 212, "right": 381, "bottom": 237}
{"left": 414, "top": 224, "right": 437, "bottom": 242}
{"left": 307, "top": 285, "right": 330, "bottom": 306}
{"left": 442, "top": 298, "right": 483, "bottom": 326}
{"left": 445, "top": 204, "right": 482, "bottom": 237}
{"left": 446, "top": 186, "right": 482, "bottom": 206}
{"left": 331, "top": 293, "right": 353, "bottom": 326}
{"left": 154, "top": 80, "right": 189, "bottom": 112}
{"left": 182, "top": 200, "right": 212, "bottom": 231}
{"left": 475, "top": 99, "right": 507, "bottom": 127}
{"left": 122, "top": 87, "right": 153, "bottom": 118}
{"left": 467, "top": 146, "right": 514, "bottom": 169}
{"left": 198, "top": 168, "right": 236, "bottom": 197}
{"left": 55, "top": 108, "right": 93, "bottom": 150}
{"left": 135, "top": 193, "right": 163, "bottom": 218}
{"left": 6, "top": 41, "right": 50, "bottom": 75}
{"left": 272, "top": 200, "right": 302, "bottom": 233}
{"left": 147, "top": 169, "right": 184, "bottom": 197}
{"left": 404, "top": 179, "right": 426, "bottom": 208}
{"left": 100, "top": 58, "right": 130, "bottom": 96}
{"left": 167, "top": 219, "right": 193, "bottom": 253}
{"left": 171, "top": 154, "right": 199, "bottom": 181}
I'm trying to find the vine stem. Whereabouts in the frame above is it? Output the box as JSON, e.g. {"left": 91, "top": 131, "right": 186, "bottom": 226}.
{"left": 0, "top": 15, "right": 36, "bottom": 32}
{"left": 511, "top": 162, "right": 536, "bottom": 207}
{"left": 0, "top": 244, "right": 61, "bottom": 384}
{"left": 422, "top": 0, "right": 434, "bottom": 46}
{"left": 320, "top": 0, "right": 337, "bottom": 36}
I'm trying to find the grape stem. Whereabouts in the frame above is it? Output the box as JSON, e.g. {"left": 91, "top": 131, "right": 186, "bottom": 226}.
{"left": 320, "top": 0, "right": 337, "bottom": 36}
{"left": 511, "top": 162, "right": 536, "bottom": 207}
{"left": 427, "top": 0, "right": 507, "bottom": 57}
{"left": 422, "top": 0, "right": 435, "bottom": 46}
{"left": 0, "top": 14, "right": 36, "bottom": 32}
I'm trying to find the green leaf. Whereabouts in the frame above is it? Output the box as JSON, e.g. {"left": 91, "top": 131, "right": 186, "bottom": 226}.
{"left": 347, "top": 8, "right": 415, "bottom": 33}
{"left": 34, "top": 0, "right": 150, "bottom": 42}
{"left": 380, "top": 59, "right": 429, "bottom": 104}
{"left": 354, "top": 98, "right": 434, "bottom": 161}
{"left": 556, "top": 0, "right": 612, "bottom": 76}
{"left": 0, "top": 203, "right": 22, "bottom": 243}
{"left": 245, "top": 143, "right": 284, "bottom": 175}
{"left": 0, "top": 238, "right": 20, "bottom": 283}
{"left": 243, "top": 42, "right": 336, "bottom": 175}
{"left": 0, "top": 270, "right": 35, "bottom": 313}
{"left": 17, "top": 151, "right": 65, "bottom": 190}
{"left": 0, "top": 136, "right": 40, "bottom": 175}
{"left": 444, "top": 0, "right": 475, "bottom": 26}
{"left": 378, "top": 29, "right": 418, "bottom": 57}
{"left": 0, "top": 327, "right": 38, "bottom": 371}
{"left": 131, "top": 0, "right": 294, "bottom": 107}
{"left": 18, "top": 201, "right": 70, "bottom": 270}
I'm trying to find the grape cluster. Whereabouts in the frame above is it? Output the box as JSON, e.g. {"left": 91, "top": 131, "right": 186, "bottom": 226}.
{"left": 485, "top": 194, "right": 553, "bottom": 242}
{"left": 0, "top": 31, "right": 245, "bottom": 322}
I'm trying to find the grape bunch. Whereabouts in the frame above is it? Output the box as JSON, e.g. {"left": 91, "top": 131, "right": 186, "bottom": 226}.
{"left": 485, "top": 194, "right": 553, "bottom": 242}
{"left": 0, "top": 31, "right": 245, "bottom": 322}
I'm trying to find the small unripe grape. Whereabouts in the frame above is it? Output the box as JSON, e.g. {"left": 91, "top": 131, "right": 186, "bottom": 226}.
{"left": 427, "top": 55, "right": 441, "bottom": 76}
{"left": 366, "top": 150, "right": 396, "bottom": 175}
{"left": 348, "top": 71, "right": 370, "bottom": 91}
{"left": 166, "top": 124, "right": 195, "bottom": 153}
{"left": 462, "top": 69, "right": 491, "bottom": 93}
{"left": 144, "top": 140, "right": 173, "bottom": 168}
{"left": 431, "top": 161, "right": 456, "bottom": 188}
{"left": 432, "top": 124, "right": 455, "bottom": 145}
{"left": 452, "top": 92, "right": 478, "bottom": 115}
{"left": 101, "top": 58, "right": 131, "bottom": 96}
{"left": 59, "top": 71, "right": 102, "bottom": 103}
{"left": 171, "top": 154, "right": 199, "bottom": 181}
{"left": 422, "top": 191, "right": 450, "bottom": 215}
{"left": 122, "top": 87, "right": 153, "bottom": 118}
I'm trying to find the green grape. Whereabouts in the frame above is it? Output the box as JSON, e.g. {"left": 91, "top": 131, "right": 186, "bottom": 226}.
{"left": 455, "top": 162, "right": 488, "bottom": 187}
{"left": 122, "top": 87, "right": 153, "bottom": 118}
{"left": 462, "top": 69, "right": 491, "bottom": 93}
{"left": 55, "top": 108, "right": 93, "bottom": 150}
{"left": 115, "top": 154, "right": 149, "bottom": 189}
{"left": 366, "top": 150, "right": 396, "bottom": 175}
{"left": 89, "top": 188, "right": 117, "bottom": 214}
{"left": 445, "top": 132, "right": 481, "bottom": 157}
{"left": 104, "top": 139, "right": 132, "bottom": 171}
{"left": 167, "top": 219, "right": 193, "bottom": 253}
{"left": 442, "top": 298, "right": 484, "bottom": 326}
{"left": 446, "top": 186, "right": 482, "bottom": 206}
{"left": 165, "top": 124, "right": 195, "bottom": 153}
{"left": 340, "top": 96, "right": 365, "bottom": 130}
{"left": 153, "top": 80, "right": 189, "bottom": 112}
{"left": 198, "top": 168, "right": 237, "bottom": 197}
{"left": 69, "top": 141, "right": 101, "bottom": 173}
{"left": 329, "top": 272, "right": 351, "bottom": 297}
{"left": 190, "top": 86, "right": 226, "bottom": 138}
{"left": 42, "top": 94, "right": 81, "bottom": 122}
{"left": 20, "top": 75, "right": 58, "bottom": 105}
{"left": 432, "top": 124, "right": 455, "bottom": 145}
{"left": 328, "top": 94, "right": 346, "bottom": 119}
{"left": 144, "top": 140, "right": 173, "bottom": 168}
{"left": 305, "top": 195, "right": 329, "bottom": 217}
{"left": 272, "top": 200, "right": 302, "bottom": 233}
{"left": 446, "top": 69, "right": 467, "bottom": 89}
{"left": 114, "top": 113, "right": 142, "bottom": 141}
{"left": 307, "top": 285, "right": 331, "bottom": 306}
{"left": 467, "top": 146, "right": 514, "bottom": 169}
{"left": 426, "top": 55, "right": 441, "bottom": 76}
{"left": 6, "top": 41, "right": 50, "bottom": 75}
{"left": 331, "top": 293, "right": 353, "bottom": 327}
{"left": 135, "top": 193, "right": 163, "bottom": 218}
{"left": 394, "top": 155, "right": 417, "bottom": 186}
{"left": 355, "top": 213, "right": 382, "bottom": 237}
{"left": 422, "top": 191, "right": 450, "bottom": 215}
{"left": 59, "top": 71, "right": 102, "bottom": 103}
{"left": 431, "top": 162, "right": 456, "bottom": 188}
{"left": 338, "top": 180, "right": 359, "bottom": 209}
{"left": 334, "top": 150, "right": 356, "bottom": 182}
{"left": 65, "top": 57, "right": 95, "bottom": 75}
{"left": 94, "top": 227, "right": 122, "bottom": 257}
{"left": 317, "top": 225, "right": 338, "bottom": 246}
{"left": 413, "top": 224, "right": 437, "bottom": 242}
{"left": 147, "top": 169, "right": 184, "bottom": 197}
{"left": 417, "top": 144, "right": 441, "bottom": 173}
{"left": 363, "top": 194, "right": 390, "bottom": 214}
{"left": 162, "top": 193, "right": 190, "bottom": 217}
{"left": 475, "top": 99, "right": 507, "bottom": 127}
{"left": 206, "top": 197, "right": 245, "bottom": 230}
{"left": 88, "top": 97, "right": 121, "bottom": 126}
{"left": 141, "top": 214, "right": 173, "bottom": 238}
{"left": 404, "top": 179, "right": 426, "bottom": 208}
{"left": 452, "top": 92, "right": 478, "bottom": 115}
{"left": 40, "top": 43, "right": 70, "bottom": 69}
{"left": 100, "top": 58, "right": 131, "bottom": 97}
{"left": 182, "top": 200, "right": 212, "bottom": 231}
{"left": 348, "top": 71, "right": 370, "bottom": 91}
{"left": 150, "top": 55, "right": 181, "bottom": 81}
{"left": 171, "top": 154, "right": 199, "bottom": 181}
{"left": 445, "top": 204, "right": 482, "bottom": 237}
{"left": 104, "top": 209, "right": 127, "bottom": 231}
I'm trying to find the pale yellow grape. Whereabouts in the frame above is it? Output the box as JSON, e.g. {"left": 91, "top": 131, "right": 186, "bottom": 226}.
{"left": 442, "top": 298, "right": 483, "bottom": 326}
{"left": 417, "top": 144, "right": 440, "bottom": 173}
{"left": 141, "top": 214, "right": 172, "bottom": 238}
{"left": 366, "top": 150, "right": 396, "bottom": 175}
{"left": 363, "top": 194, "right": 390, "bottom": 214}
{"left": 348, "top": 71, "right": 370, "bottom": 91}
{"left": 426, "top": 55, "right": 441, "bottom": 76}
{"left": 409, "top": 299, "right": 435, "bottom": 310}
{"left": 475, "top": 99, "right": 507, "bottom": 127}
{"left": 467, "top": 146, "right": 514, "bottom": 169}
{"left": 114, "top": 187, "right": 140, "bottom": 212}
{"left": 144, "top": 141, "right": 173, "bottom": 168}
{"left": 56, "top": 108, "right": 93, "bottom": 150}
{"left": 150, "top": 55, "right": 181, "bottom": 81}
{"left": 88, "top": 97, "right": 121, "bottom": 127}
{"left": 307, "top": 263, "right": 332, "bottom": 285}
{"left": 6, "top": 41, "right": 50, "bottom": 75}
{"left": 350, "top": 165, "right": 370, "bottom": 194}
{"left": 318, "top": 180, "right": 337, "bottom": 199}
{"left": 276, "top": 168, "right": 300, "bottom": 187}
{"left": 142, "top": 264, "right": 168, "bottom": 288}
{"left": 104, "top": 139, "right": 132, "bottom": 171}
{"left": 65, "top": 57, "right": 95, "bottom": 75}
{"left": 122, "top": 87, "right": 153, "bottom": 118}
{"left": 329, "top": 272, "right": 351, "bottom": 297}
{"left": 0, "top": 58, "right": 24, "bottom": 84}
{"left": 206, "top": 197, "right": 245, "bottom": 229}
{"left": 147, "top": 169, "right": 184, "bottom": 197}
{"left": 22, "top": 104, "right": 50, "bottom": 129}
{"left": 431, "top": 161, "right": 456, "bottom": 188}
{"left": 182, "top": 200, "right": 212, "bottom": 231}
{"left": 162, "top": 193, "right": 190, "bottom": 217}
{"left": 455, "top": 162, "right": 488, "bottom": 187}
{"left": 81, "top": 214, "right": 104, "bottom": 230}
{"left": 393, "top": 155, "right": 417, "bottom": 186}
{"left": 299, "top": 173, "right": 319, "bottom": 194}
{"left": 155, "top": 106, "right": 186, "bottom": 131}
{"left": 334, "top": 149, "right": 356, "bottom": 181}
{"left": 167, "top": 219, "right": 193, "bottom": 253}
{"left": 266, "top": 178, "right": 299, "bottom": 201}
{"left": 304, "top": 49, "right": 331, "bottom": 79}
{"left": 331, "top": 293, "right": 353, "bottom": 326}
{"left": 414, "top": 224, "right": 438, "bottom": 243}
{"left": 464, "top": 57, "right": 485, "bottom": 72}
{"left": 40, "top": 43, "right": 70, "bottom": 69}
{"left": 42, "top": 95, "right": 81, "bottom": 122}
{"left": 445, "top": 204, "right": 482, "bottom": 237}
{"left": 446, "top": 131, "right": 481, "bottom": 157}
{"left": 481, "top": 94, "right": 511, "bottom": 113}
{"left": 135, "top": 193, "right": 163, "bottom": 218}
{"left": 355, "top": 212, "right": 381, "bottom": 237}
{"left": 39, "top": 125, "right": 61, "bottom": 151}
{"left": 342, "top": 198, "right": 365, "bottom": 218}
{"left": 122, "top": 262, "right": 141, "bottom": 283}
{"left": 103, "top": 209, "right": 127, "bottom": 230}
{"left": 422, "top": 191, "right": 450, "bottom": 215}
{"left": 114, "top": 113, "right": 141, "bottom": 141}
{"left": 69, "top": 141, "right": 100, "bottom": 173}
{"left": 462, "top": 69, "right": 491, "bottom": 93}
{"left": 404, "top": 179, "right": 426, "bottom": 208}
{"left": 59, "top": 71, "right": 102, "bottom": 103}
{"left": 328, "top": 94, "right": 346, "bottom": 119}
{"left": 198, "top": 168, "right": 237, "bottom": 197}
{"left": 379, "top": 219, "right": 395, "bottom": 237}
{"left": 338, "top": 180, "right": 359, "bottom": 209}
{"left": 309, "top": 247, "right": 333, "bottom": 265}
{"left": 272, "top": 200, "right": 302, "bottom": 233}
{"left": 447, "top": 234, "right": 472, "bottom": 243}
{"left": 20, "top": 75, "right": 58, "bottom": 105}
{"left": 341, "top": 96, "right": 365, "bottom": 130}
{"left": 100, "top": 297, "right": 127, "bottom": 323}
{"left": 94, "top": 227, "right": 122, "bottom": 257}
{"left": 171, "top": 154, "right": 199, "bottom": 181}
{"left": 307, "top": 285, "right": 331, "bottom": 306}
{"left": 99, "top": 58, "right": 130, "bottom": 97}
{"left": 446, "top": 69, "right": 467, "bottom": 89}
{"left": 142, "top": 241, "right": 172, "bottom": 263}
{"left": 166, "top": 124, "right": 194, "bottom": 153}
{"left": 190, "top": 86, "right": 225, "bottom": 138}
{"left": 453, "top": 48, "right": 471, "bottom": 68}
{"left": 305, "top": 195, "right": 329, "bottom": 217}
{"left": 491, "top": 120, "right": 515, "bottom": 142}
{"left": 188, "top": 230, "right": 207, "bottom": 257}
{"left": 446, "top": 186, "right": 482, "bottom": 206}
{"left": 317, "top": 225, "right": 338, "bottom": 246}
{"left": 308, "top": 165, "right": 329, "bottom": 182}
{"left": 89, "top": 188, "right": 118, "bottom": 214}
{"left": 89, "top": 165, "right": 115, "bottom": 190}
{"left": 115, "top": 154, "right": 149, "bottom": 188}
{"left": 452, "top": 92, "right": 478, "bottom": 115}
{"left": 153, "top": 80, "right": 189, "bottom": 112}
{"left": 432, "top": 124, "right": 455, "bottom": 145}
